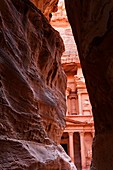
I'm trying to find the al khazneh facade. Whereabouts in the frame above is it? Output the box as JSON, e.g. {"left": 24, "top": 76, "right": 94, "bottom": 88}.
{"left": 51, "top": 1, "right": 94, "bottom": 170}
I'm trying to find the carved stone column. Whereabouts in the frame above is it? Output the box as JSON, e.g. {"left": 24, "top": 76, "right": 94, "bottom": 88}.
{"left": 66, "top": 88, "right": 71, "bottom": 115}
{"left": 78, "top": 93, "right": 82, "bottom": 115}
{"left": 79, "top": 132, "right": 86, "bottom": 170}
{"left": 71, "top": 97, "right": 76, "bottom": 115}
{"left": 68, "top": 132, "right": 74, "bottom": 162}
{"left": 68, "top": 97, "right": 71, "bottom": 115}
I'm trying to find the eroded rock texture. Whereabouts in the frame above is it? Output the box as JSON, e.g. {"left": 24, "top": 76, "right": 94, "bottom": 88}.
{"left": 65, "top": 0, "right": 113, "bottom": 170}
{"left": 30, "top": 0, "right": 58, "bottom": 21}
{"left": 0, "top": 0, "right": 77, "bottom": 169}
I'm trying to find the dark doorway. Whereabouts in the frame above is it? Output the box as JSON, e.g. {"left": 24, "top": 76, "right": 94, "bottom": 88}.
{"left": 74, "top": 132, "right": 82, "bottom": 170}
{"left": 61, "top": 144, "right": 68, "bottom": 154}
{"left": 61, "top": 132, "right": 69, "bottom": 155}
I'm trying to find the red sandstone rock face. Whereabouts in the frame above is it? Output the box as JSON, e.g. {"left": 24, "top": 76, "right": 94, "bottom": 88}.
{"left": 0, "top": 0, "right": 77, "bottom": 169}
{"left": 30, "top": 0, "right": 59, "bottom": 20}
{"left": 65, "top": 0, "right": 113, "bottom": 169}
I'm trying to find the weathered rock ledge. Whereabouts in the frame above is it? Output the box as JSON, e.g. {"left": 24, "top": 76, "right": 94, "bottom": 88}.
{"left": 0, "top": 0, "right": 76, "bottom": 169}
{"left": 0, "top": 136, "right": 76, "bottom": 170}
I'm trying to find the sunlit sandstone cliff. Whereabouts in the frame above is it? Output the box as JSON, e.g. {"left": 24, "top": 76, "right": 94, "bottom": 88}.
{"left": 0, "top": 0, "right": 77, "bottom": 169}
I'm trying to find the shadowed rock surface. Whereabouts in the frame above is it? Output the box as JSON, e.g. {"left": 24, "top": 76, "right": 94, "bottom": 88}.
{"left": 0, "top": 0, "right": 77, "bottom": 169}
{"left": 65, "top": 0, "right": 113, "bottom": 169}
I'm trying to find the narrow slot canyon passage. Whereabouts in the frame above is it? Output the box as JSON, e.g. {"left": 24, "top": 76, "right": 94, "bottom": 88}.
{"left": 51, "top": 1, "right": 94, "bottom": 169}
{"left": 1, "top": 0, "right": 113, "bottom": 170}
{"left": 64, "top": 0, "right": 113, "bottom": 170}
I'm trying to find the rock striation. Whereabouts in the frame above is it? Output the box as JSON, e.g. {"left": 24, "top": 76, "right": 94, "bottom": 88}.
{"left": 65, "top": 0, "right": 113, "bottom": 169}
{"left": 0, "top": 0, "right": 77, "bottom": 169}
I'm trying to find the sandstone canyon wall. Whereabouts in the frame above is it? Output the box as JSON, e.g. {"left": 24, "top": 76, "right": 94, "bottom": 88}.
{"left": 0, "top": 0, "right": 77, "bottom": 169}
{"left": 65, "top": 0, "right": 113, "bottom": 170}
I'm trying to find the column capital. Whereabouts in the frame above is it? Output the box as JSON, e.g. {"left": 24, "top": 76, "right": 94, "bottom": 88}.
{"left": 68, "top": 132, "right": 74, "bottom": 136}
{"left": 92, "top": 131, "right": 95, "bottom": 138}
{"left": 79, "top": 131, "right": 84, "bottom": 136}
{"left": 77, "top": 92, "right": 82, "bottom": 95}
